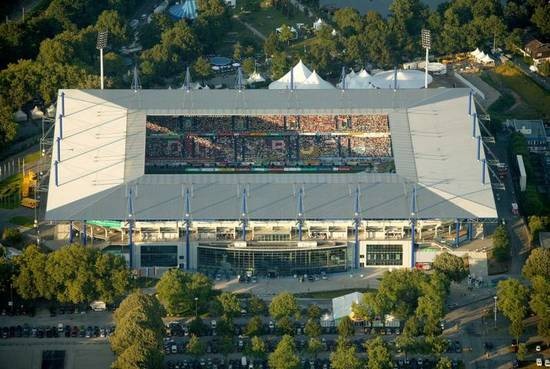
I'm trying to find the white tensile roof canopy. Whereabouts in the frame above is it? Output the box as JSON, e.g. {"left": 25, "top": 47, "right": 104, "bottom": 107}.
{"left": 300, "top": 70, "right": 335, "bottom": 89}
{"left": 370, "top": 69, "right": 432, "bottom": 89}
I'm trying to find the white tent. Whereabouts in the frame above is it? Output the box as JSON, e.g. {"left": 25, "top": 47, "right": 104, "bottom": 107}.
{"left": 47, "top": 104, "right": 56, "bottom": 118}
{"left": 268, "top": 59, "right": 312, "bottom": 89}
{"left": 470, "top": 48, "right": 482, "bottom": 57}
{"left": 246, "top": 71, "right": 266, "bottom": 84}
{"left": 300, "top": 70, "right": 335, "bottom": 89}
{"left": 480, "top": 54, "right": 494, "bottom": 64}
{"left": 370, "top": 69, "right": 432, "bottom": 89}
{"left": 417, "top": 61, "right": 447, "bottom": 75}
{"left": 13, "top": 109, "right": 27, "bottom": 122}
{"left": 30, "top": 106, "right": 44, "bottom": 120}
{"left": 338, "top": 68, "right": 373, "bottom": 89}
{"left": 313, "top": 18, "right": 324, "bottom": 31}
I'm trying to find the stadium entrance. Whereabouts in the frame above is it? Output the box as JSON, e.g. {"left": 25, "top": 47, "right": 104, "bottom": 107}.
{"left": 145, "top": 114, "right": 394, "bottom": 174}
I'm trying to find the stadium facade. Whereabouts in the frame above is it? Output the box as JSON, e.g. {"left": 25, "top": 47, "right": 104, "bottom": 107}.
{"left": 46, "top": 88, "right": 497, "bottom": 276}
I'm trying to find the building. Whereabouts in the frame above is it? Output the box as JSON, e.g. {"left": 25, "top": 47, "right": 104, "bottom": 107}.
{"left": 505, "top": 119, "right": 549, "bottom": 153}
{"left": 45, "top": 88, "right": 497, "bottom": 276}
{"left": 540, "top": 232, "right": 550, "bottom": 249}
{"left": 523, "top": 39, "right": 550, "bottom": 65}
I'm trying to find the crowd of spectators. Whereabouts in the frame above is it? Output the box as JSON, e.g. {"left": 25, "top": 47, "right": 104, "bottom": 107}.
{"left": 145, "top": 114, "right": 392, "bottom": 167}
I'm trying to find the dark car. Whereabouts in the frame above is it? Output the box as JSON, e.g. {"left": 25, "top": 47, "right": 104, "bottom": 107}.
{"left": 64, "top": 325, "right": 71, "bottom": 337}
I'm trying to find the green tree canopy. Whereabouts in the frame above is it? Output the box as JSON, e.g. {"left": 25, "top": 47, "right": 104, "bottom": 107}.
{"left": 269, "top": 292, "right": 299, "bottom": 320}
{"left": 268, "top": 335, "right": 300, "bottom": 369}
{"left": 304, "top": 319, "right": 321, "bottom": 338}
{"left": 497, "top": 278, "right": 530, "bottom": 340}
{"left": 95, "top": 10, "right": 129, "bottom": 48}
{"left": 249, "top": 295, "right": 267, "bottom": 315}
{"left": 193, "top": 56, "right": 212, "bottom": 83}
{"left": 186, "top": 335, "right": 205, "bottom": 357}
{"left": 337, "top": 316, "right": 355, "bottom": 339}
{"left": 156, "top": 269, "right": 212, "bottom": 316}
{"left": 432, "top": 252, "right": 468, "bottom": 282}
{"left": 307, "top": 337, "right": 323, "bottom": 359}
{"left": 245, "top": 315, "right": 264, "bottom": 336}
{"left": 523, "top": 248, "right": 550, "bottom": 281}
{"left": 365, "top": 336, "right": 393, "bottom": 369}
{"left": 492, "top": 225, "right": 511, "bottom": 262}
{"left": 249, "top": 336, "right": 267, "bottom": 359}
{"left": 217, "top": 292, "right": 241, "bottom": 319}
{"left": 330, "top": 337, "right": 362, "bottom": 369}
{"left": 435, "top": 356, "right": 452, "bottom": 369}
{"left": 333, "top": 7, "right": 363, "bottom": 36}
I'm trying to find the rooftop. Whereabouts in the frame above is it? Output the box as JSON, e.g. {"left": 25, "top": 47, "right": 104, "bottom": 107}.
{"left": 45, "top": 88, "right": 497, "bottom": 221}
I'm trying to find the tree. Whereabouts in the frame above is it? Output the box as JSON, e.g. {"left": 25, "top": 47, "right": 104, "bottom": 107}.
{"left": 193, "top": 56, "right": 212, "bottom": 83}
{"left": 242, "top": 57, "right": 255, "bottom": 76}
{"left": 249, "top": 336, "right": 267, "bottom": 360}
{"left": 156, "top": 269, "right": 212, "bottom": 316}
{"left": 270, "top": 52, "right": 290, "bottom": 80}
{"left": 112, "top": 342, "right": 164, "bottom": 369}
{"left": 246, "top": 315, "right": 264, "bottom": 336}
{"left": 497, "top": 279, "right": 529, "bottom": 340}
{"left": 307, "top": 304, "right": 322, "bottom": 321}
{"left": 307, "top": 337, "right": 323, "bottom": 359}
{"left": 304, "top": 319, "right": 321, "bottom": 338}
{"left": 492, "top": 225, "right": 511, "bottom": 262}
{"left": 186, "top": 335, "right": 204, "bottom": 357}
{"left": 277, "top": 24, "right": 294, "bottom": 45}
{"left": 426, "top": 335, "right": 449, "bottom": 355}
{"left": 517, "top": 343, "right": 527, "bottom": 361}
{"left": 95, "top": 10, "right": 129, "bottom": 48}
{"left": 264, "top": 32, "right": 281, "bottom": 58}
{"left": 337, "top": 316, "right": 354, "bottom": 339}
{"left": 269, "top": 292, "right": 299, "bottom": 320}
{"left": 333, "top": 7, "right": 362, "bottom": 36}
{"left": 432, "top": 253, "right": 468, "bottom": 282}
{"left": 531, "top": 4, "right": 550, "bottom": 38}
{"left": 233, "top": 42, "right": 243, "bottom": 61}
{"left": 330, "top": 337, "right": 362, "bottom": 369}
{"left": 529, "top": 276, "right": 550, "bottom": 340}
{"left": 277, "top": 316, "right": 295, "bottom": 336}
{"left": 523, "top": 248, "right": 550, "bottom": 281}
{"left": 188, "top": 318, "right": 207, "bottom": 336}
{"left": 249, "top": 295, "right": 267, "bottom": 315}
{"left": 219, "top": 335, "right": 234, "bottom": 362}
{"left": 395, "top": 334, "right": 418, "bottom": 359}
{"left": 217, "top": 292, "right": 241, "bottom": 319}
{"left": 110, "top": 291, "right": 164, "bottom": 365}
{"left": 435, "top": 356, "right": 452, "bottom": 369}
{"left": 365, "top": 336, "right": 393, "bottom": 369}
{"left": 268, "top": 335, "right": 300, "bottom": 369}
{"left": 0, "top": 105, "right": 17, "bottom": 147}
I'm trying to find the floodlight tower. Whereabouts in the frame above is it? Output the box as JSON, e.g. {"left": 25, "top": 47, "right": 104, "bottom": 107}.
{"left": 96, "top": 31, "right": 109, "bottom": 90}
{"left": 421, "top": 29, "right": 431, "bottom": 89}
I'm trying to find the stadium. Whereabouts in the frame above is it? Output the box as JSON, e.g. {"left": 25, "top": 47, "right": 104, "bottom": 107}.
{"left": 45, "top": 88, "right": 497, "bottom": 277}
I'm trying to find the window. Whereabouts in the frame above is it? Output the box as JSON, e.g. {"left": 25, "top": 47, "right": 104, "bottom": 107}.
{"left": 140, "top": 245, "right": 177, "bottom": 267}
{"left": 365, "top": 244, "right": 403, "bottom": 266}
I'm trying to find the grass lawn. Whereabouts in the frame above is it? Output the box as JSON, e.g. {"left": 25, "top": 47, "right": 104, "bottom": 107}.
{"left": 238, "top": 6, "right": 312, "bottom": 39}
{"left": 9, "top": 216, "right": 34, "bottom": 227}
{"left": 482, "top": 64, "right": 550, "bottom": 119}
{"left": 216, "top": 18, "right": 262, "bottom": 57}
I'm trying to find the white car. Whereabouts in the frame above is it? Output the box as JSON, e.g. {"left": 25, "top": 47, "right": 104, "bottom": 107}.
{"left": 545, "top": 359, "right": 550, "bottom": 367}
{"left": 537, "top": 345, "right": 542, "bottom": 352}
{"left": 537, "top": 358, "right": 543, "bottom": 367}
{"left": 211, "top": 320, "right": 217, "bottom": 329}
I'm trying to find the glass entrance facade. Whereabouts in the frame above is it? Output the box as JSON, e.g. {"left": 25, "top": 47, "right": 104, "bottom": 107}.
{"left": 197, "top": 245, "right": 349, "bottom": 276}
{"left": 140, "top": 245, "right": 178, "bottom": 267}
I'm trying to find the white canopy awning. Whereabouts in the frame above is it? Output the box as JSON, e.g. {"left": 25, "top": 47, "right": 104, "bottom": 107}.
{"left": 13, "top": 109, "right": 27, "bottom": 122}
{"left": 31, "top": 106, "right": 44, "bottom": 120}
{"left": 246, "top": 71, "right": 266, "bottom": 84}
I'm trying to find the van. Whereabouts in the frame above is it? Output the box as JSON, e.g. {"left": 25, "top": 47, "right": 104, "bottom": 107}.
{"left": 241, "top": 356, "right": 247, "bottom": 367}
{"left": 90, "top": 301, "right": 106, "bottom": 312}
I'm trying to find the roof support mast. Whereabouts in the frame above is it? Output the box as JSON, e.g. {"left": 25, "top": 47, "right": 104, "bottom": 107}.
{"left": 127, "top": 187, "right": 134, "bottom": 268}
{"left": 410, "top": 185, "right": 417, "bottom": 269}
{"left": 183, "top": 187, "right": 191, "bottom": 270}
{"left": 353, "top": 186, "right": 361, "bottom": 269}
{"left": 241, "top": 187, "right": 248, "bottom": 241}
{"left": 297, "top": 186, "right": 304, "bottom": 241}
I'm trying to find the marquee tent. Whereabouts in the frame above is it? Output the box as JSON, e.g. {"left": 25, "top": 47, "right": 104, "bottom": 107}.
{"left": 370, "top": 69, "right": 432, "bottom": 89}
{"left": 417, "top": 61, "right": 447, "bottom": 75}
{"left": 299, "top": 70, "right": 335, "bottom": 89}
{"left": 31, "top": 106, "right": 44, "bottom": 120}
{"left": 246, "top": 71, "right": 266, "bottom": 84}
{"left": 313, "top": 18, "right": 325, "bottom": 30}
{"left": 470, "top": 48, "right": 482, "bottom": 58}
{"left": 337, "top": 68, "right": 374, "bottom": 89}
{"left": 268, "top": 60, "right": 312, "bottom": 89}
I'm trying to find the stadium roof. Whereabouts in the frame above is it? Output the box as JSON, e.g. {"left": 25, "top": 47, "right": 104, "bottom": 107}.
{"left": 45, "top": 88, "right": 497, "bottom": 221}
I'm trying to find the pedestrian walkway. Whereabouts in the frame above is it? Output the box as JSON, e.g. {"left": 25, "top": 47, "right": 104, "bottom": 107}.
{"left": 233, "top": 15, "right": 266, "bottom": 41}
